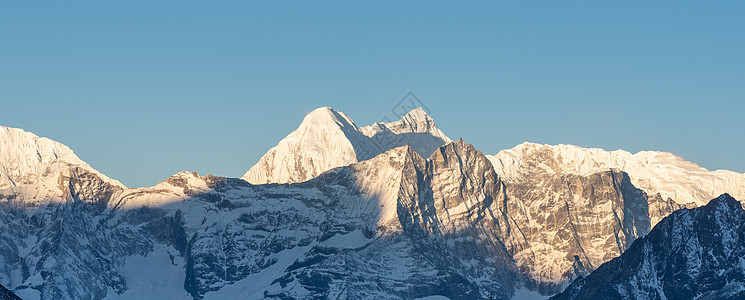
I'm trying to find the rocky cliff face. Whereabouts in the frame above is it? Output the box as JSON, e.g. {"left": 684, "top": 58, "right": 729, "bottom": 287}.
{"left": 391, "top": 140, "right": 520, "bottom": 299}
{"left": 552, "top": 194, "right": 745, "bottom": 300}
{"left": 498, "top": 170, "right": 650, "bottom": 292}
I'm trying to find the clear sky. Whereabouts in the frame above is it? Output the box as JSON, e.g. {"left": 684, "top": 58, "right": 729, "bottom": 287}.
{"left": 2, "top": 1, "right": 743, "bottom": 188}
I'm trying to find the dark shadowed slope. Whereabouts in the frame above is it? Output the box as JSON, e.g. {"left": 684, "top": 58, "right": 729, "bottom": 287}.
{"left": 0, "top": 283, "right": 21, "bottom": 300}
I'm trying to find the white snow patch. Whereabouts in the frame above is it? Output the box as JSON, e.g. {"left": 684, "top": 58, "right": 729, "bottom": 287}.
{"left": 104, "top": 246, "right": 190, "bottom": 300}
{"left": 414, "top": 296, "right": 451, "bottom": 300}
{"left": 13, "top": 288, "right": 41, "bottom": 300}
{"left": 511, "top": 287, "right": 549, "bottom": 300}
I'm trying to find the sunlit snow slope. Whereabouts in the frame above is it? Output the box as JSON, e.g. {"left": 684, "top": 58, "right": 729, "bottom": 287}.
{"left": 241, "top": 107, "right": 451, "bottom": 184}
{"left": 0, "top": 126, "right": 124, "bottom": 206}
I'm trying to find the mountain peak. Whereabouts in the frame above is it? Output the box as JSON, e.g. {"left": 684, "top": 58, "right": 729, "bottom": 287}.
{"left": 244, "top": 107, "right": 452, "bottom": 184}
{"left": 707, "top": 193, "right": 742, "bottom": 211}
{"left": 429, "top": 139, "right": 494, "bottom": 180}
{"left": 0, "top": 125, "right": 125, "bottom": 206}
{"left": 435, "top": 137, "right": 476, "bottom": 156}
{"left": 401, "top": 107, "right": 433, "bottom": 123}
{"left": 165, "top": 171, "right": 226, "bottom": 193}
{"left": 299, "top": 107, "right": 358, "bottom": 129}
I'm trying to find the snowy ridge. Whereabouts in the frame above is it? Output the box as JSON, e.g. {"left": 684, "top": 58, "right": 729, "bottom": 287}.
{"left": 107, "top": 171, "right": 220, "bottom": 210}
{"left": 487, "top": 142, "right": 745, "bottom": 206}
{"left": 359, "top": 107, "right": 452, "bottom": 158}
{"left": 242, "top": 107, "right": 451, "bottom": 184}
{"left": 0, "top": 126, "right": 124, "bottom": 206}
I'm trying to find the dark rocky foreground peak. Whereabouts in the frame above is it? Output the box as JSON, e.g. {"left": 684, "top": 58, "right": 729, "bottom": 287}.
{"left": 551, "top": 193, "right": 745, "bottom": 300}
{"left": 0, "top": 283, "right": 21, "bottom": 300}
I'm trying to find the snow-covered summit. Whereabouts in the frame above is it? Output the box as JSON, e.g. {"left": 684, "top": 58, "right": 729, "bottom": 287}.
{"left": 359, "top": 107, "right": 451, "bottom": 158}
{"left": 242, "top": 107, "right": 451, "bottom": 184}
{"left": 299, "top": 106, "right": 357, "bottom": 128}
{"left": 240, "top": 107, "right": 369, "bottom": 184}
{"left": 487, "top": 142, "right": 745, "bottom": 206}
{"left": 0, "top": 126, "right": 123, "bottom": 188}
{"left": 359, "top": 107, "right": 438, "bottom": 135}
{"left": 0, "top": 126, "right": 124, "bottom": 206}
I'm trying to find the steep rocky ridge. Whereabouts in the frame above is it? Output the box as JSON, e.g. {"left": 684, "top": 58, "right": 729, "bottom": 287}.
{"left": 552, "top": 194, "right": 745, "bottom": 300}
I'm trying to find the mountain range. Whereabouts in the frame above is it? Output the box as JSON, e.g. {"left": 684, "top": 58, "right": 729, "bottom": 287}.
{"left": 0, "top": 107, "right": 743, "bottom": 299}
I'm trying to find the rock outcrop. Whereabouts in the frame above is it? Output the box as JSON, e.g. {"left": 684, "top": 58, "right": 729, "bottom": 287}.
{"left": 552, "top": 194, "right": 745, "bottom": 300}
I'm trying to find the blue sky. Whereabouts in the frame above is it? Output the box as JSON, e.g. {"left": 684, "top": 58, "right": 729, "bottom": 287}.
{"left": 2, "top": 1, "right": 743, "bottom": 188}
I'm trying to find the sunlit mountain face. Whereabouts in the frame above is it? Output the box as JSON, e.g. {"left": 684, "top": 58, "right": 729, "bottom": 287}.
{"left": 1, "top": 108, "right": 744, "bottom": 299}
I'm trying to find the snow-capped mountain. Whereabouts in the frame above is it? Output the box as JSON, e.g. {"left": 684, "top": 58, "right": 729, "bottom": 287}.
{"left": 488, "top": 142, "right": 745, "bottom": 210}
{"left": 552, "top": 193, "right": 745, "bottom": 300}
{"left": 1, "top": 140, "right": 523, "bottom": 299}
{"left": 1, "top": 107, "right": 745, "bottom": 299}
{"left": 0, "top": 137, "right": 661, "bottom": 299}
{"left": 0, "top": 126, "right": 124, "bottom": 207}
{"left": 241, "top": 107, "right": 451, "bottom": 184}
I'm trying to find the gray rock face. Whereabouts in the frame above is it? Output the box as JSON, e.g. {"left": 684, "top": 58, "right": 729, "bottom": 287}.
{"left": 57, "top": 166, "right": 124, "bottom": 206}
{"left": 552, "top": 194, "right": 745, "bottom": 300}
{"left": 497, "top": 170, "right": 651, "bottom": 293}
{"left": 392, "top": 141, "right": 520, "bottom": 299}
{"left": 646, "top": 192, "right": 696, "bottom": 226}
